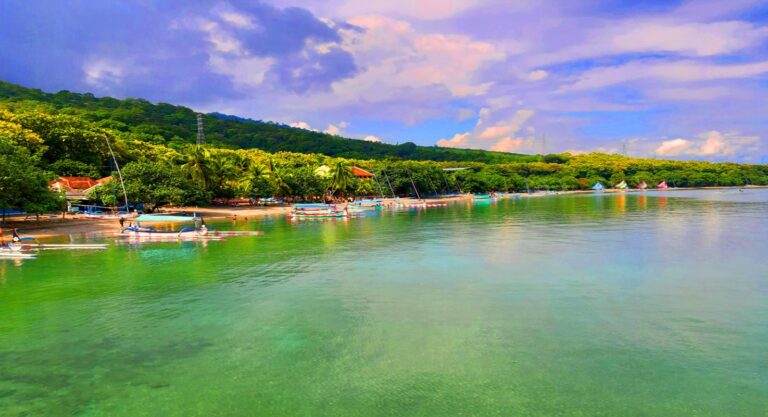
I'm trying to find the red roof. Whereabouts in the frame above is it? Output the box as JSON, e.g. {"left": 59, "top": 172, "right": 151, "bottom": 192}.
{"left": 50, "top": 177, "right": 99, "bottom": 191}
{"left": 352, "top": 166, "right": 374, "bottom": 178}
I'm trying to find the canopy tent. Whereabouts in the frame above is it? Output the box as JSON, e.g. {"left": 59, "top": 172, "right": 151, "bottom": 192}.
{"left": 352, "top": 166, "right": 374, "bottom": 178}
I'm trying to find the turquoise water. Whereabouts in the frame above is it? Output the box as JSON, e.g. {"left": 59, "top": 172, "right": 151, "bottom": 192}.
{"left": 1, "top": 190, "right": 767, "bottom": 416}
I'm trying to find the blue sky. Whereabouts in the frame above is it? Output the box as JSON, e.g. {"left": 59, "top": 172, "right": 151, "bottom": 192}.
{"left": 1, "top": 0, "right": 767, "bottom": 162}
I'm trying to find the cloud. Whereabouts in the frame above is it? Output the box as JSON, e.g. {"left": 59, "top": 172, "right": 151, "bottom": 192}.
{"left": 362, "top": 135, "right": 382, "bottom": 142}
{"left": 324, "top": 121, "right": 348, "bottom": 135}
{"left": 527, "top": 70, "right": 548, "bottom": 81}
{"left": 289, "top": 121, "right": 316, "bottom": 130}
{"left": 437, "top": 132, "right": 471, "bottom": 148}
{"left": 654, "top": 131, "right": 760, "bottom": 158}
{"left": 655, "top": 138, "right": 692, "bottom": 156}
{"left": 330, "top": 15, "right": 503, "bottom": 105}
{"left": 438, "top": 109, "right": 536, "bottom": 152}
{"left": 331, "top": 0, "right": 489, "bottom": 20}
{"left": 564, "top": 60, "right": 768, "bottom": 91}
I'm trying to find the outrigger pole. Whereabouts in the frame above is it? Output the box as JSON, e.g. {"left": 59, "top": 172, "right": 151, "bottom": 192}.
{"left": 104, "top": 134, "right": 130, "bottom": 214}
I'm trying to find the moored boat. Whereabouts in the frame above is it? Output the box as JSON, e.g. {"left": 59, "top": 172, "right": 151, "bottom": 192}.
{"left": 288, "top": 204, "right": 348, "bottom": 220}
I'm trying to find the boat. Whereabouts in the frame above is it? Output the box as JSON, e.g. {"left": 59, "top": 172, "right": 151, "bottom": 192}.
{"left": 287, "top": 204, "right": 348, "bottom": 219}
{"left": 117, "top": 214, "right": 212, "bottom": 240}
{"left": 657, "top": 181, "right": 669, "bottom": 190}
{"left": 614, "top": 180, "right": 628, "bottom": 191}
{"left": 472, "top": 193, "right": 495, "bottom": 200}
{"left": 592, "top": 182, "right": 605, "bottom": 192}
{"left": 637, "top": 181, "right": 648, "bottom": 190}
{"left": 0, "top": 244, "right": 36, "bottom": 259}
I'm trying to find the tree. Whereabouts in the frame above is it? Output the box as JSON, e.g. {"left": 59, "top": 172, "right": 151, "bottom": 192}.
{"left": 0, "top": 133, "right": 62, "bottom": 218}
{"left": 329, "top": 161, "right": 355, "bottom": 196}
{"left": 181, "top": 145, "right": 214, "bottom": 190}
{"left": 91, "top": 162, "right": 210, "bottom": 212}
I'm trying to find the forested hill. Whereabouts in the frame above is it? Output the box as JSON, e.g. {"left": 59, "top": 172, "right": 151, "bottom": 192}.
{"left": 0, "top": 80, "right": 537, "bottom": 164}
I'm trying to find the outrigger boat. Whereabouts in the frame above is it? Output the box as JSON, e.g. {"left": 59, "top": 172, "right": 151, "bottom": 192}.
{"left": 117, "top": 214, "right": 212, "bottom": 240}
{"left": 288, "top": 204, "right": 348, "bottom": 220}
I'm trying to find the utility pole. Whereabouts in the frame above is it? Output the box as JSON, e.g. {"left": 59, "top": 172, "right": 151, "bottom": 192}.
{"left": 196, "top": 113, "right": 205, "bottom": 145}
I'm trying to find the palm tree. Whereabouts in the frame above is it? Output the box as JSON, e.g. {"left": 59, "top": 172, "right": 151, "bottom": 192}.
{"left": 181, "top": 145, "right": 213, "bottom": 190}
{"left": 329, "top": 161, "right": 355, "bottom": 196}
{"left": 208, "top": 152, "right": 237, "bottom": 193}
{"left": 266, "top": 158, "right": 291, "bottom": 197}
{"left": 238, "top": 160, "right": 267, "bottom": 196}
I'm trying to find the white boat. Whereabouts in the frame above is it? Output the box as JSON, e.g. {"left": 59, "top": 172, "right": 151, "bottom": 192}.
{"left": 288, "top": 204, "right": 348, "bottom": 219}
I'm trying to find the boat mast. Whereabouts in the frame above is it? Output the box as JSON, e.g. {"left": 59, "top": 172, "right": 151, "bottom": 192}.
{"left": 382, "top": 170, "right": 397, "bottom": 199}
{"left": 104, "top": 134, "right": 130, "bottom": 214}
{"left": 407, "top": 170, "right": 421, "bottom": 200}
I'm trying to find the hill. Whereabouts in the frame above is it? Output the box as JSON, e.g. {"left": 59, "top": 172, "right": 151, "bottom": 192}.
{"left": 0, "top": 80, "right": 538, "bottom": 164}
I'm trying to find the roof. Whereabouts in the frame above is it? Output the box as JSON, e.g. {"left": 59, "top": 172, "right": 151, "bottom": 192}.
{"left": 50, "top": 177, "right": 99, "bottom": 192}
{"left": 352, "top": 166, "right": 374, "bottom": 178}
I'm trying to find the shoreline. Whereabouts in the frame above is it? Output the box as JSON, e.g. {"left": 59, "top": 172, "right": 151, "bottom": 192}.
{"left": 2, "top": 186, "right": 765, "bottom": 240}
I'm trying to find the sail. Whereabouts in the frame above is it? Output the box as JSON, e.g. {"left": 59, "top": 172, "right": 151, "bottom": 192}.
{"left": 657, "top": 181, "right": 668, "bottom": 189}
{"left": 638, "top": 181, "right": 648, "bottom": 189}
{"left": 615, "top": 180, "right": 628, "bottom": 189}
{"left": 592, "top": 182, "right": 604, "bottom": 190}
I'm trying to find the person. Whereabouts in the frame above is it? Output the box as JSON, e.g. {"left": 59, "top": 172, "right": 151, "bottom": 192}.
{"left": 11, "top": 228, "right": 21, "bottom": 243}
{"left": 119, "top": 216, "right": 126, "bottom": 228}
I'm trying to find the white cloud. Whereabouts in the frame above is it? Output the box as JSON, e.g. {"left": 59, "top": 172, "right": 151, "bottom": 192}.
{"left": 324, "top": 121, "right": 348, "bottom": 135}
{"left": 655, "top": 138, "right": 692, "bottom": 156}
{"left": 331, "top": 15, "right": 504, "bottom": 103}
{"left": 362, "top": 135, "right": 382, "bottom": 142}
{"left": 527, "top": 70, "right": 548, "bottom": 81}
{"left": 564, "top": 60, "right": 768, "bottom": 91}
{"left": 289, "top": 121, "right": 316, "bottom": 131}
{"left": 654, "top": 131, "right": 760, "bottom": 157}
{"left": 610, "top": 21, "right": 768, "bottom": 57}
{"left": 438, "top": 109, "right": 536, "bottom": 152}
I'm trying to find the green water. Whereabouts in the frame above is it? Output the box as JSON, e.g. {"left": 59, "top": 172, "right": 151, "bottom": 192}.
{"left": 2, "top": 190, "right": 767, "bottom": 416}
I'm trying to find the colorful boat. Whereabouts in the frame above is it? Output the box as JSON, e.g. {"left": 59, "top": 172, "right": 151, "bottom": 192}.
{"left": 614, "top": 180, "right": 628, "bottom": 190}
{"left": 592, "top": 182, "right": 605, "bottom": 192}
{"left": 638, "top": 181, "right": 648, "bottom": 190}
{"left": 657, "top": 181, "right": 668, "bottom": 190}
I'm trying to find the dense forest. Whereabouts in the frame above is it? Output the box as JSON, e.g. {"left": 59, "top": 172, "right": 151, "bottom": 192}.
{"left": 1, "top": 80, "right": 767, "bottom": 214}
{"left": 0, "top": 80, "right": 536, "bottom": 164}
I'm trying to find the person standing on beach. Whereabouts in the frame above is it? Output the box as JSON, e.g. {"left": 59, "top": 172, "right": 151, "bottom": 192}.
{"left": 119, "top": 216, "right": 125, "bottom": 229}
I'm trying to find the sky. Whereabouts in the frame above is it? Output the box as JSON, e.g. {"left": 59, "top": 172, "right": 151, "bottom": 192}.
{"left": 1, "top": 0, "right": 767, "bottom": 163}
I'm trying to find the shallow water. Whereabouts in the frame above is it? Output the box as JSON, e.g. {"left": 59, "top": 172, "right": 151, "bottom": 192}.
{"left": 1, "top": 190, "right": 767, "bottom": 416}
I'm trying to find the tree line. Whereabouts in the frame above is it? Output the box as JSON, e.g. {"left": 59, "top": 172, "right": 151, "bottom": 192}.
{"left": 2, "top": 106, "right": 767, "bottom": 215}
